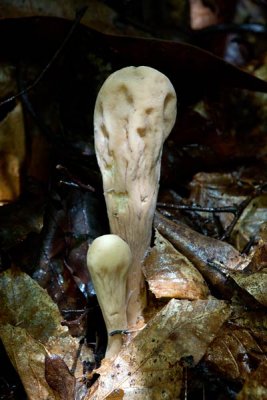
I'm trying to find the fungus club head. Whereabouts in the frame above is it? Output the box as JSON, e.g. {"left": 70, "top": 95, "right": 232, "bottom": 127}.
{"left": 94, "top": 66, "right": 177, "bottom": 326}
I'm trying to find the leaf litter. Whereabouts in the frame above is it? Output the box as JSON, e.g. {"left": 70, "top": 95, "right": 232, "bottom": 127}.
{"left": 86, "top": 298, "right": 230, "bottom": 400}
{"left": 0, "top": 268, "right": 93, "bottom": 399}
{"left": 0, "top": 1, "right": 267, "bottom": 399}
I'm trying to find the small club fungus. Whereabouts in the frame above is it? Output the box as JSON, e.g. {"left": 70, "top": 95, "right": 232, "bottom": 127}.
{"left": 87, "top": 234, "right": 131, "bottom": 359}
{"left": 94, "top": 66, "right": 177, "bottom": 326}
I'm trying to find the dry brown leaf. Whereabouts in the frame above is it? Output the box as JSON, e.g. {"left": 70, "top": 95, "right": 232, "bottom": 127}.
{"left": 0, "top": 102, "right": 25, "bottom": 204}
{"left": 86, "top": 298, "right": 230, "bottom": 400}
{"left": 143, "top": 230, "right": 209, "bottom": 299}
{"left": 0, "top": 269, "right": 93, "bottom": 399}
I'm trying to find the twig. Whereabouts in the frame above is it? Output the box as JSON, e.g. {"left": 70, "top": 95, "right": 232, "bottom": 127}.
{"left": 158, "top": 182, "right": 267, "bottom": 242}
{"left": 241, "top": 236, "right": 257, "bottom": 255}
{"left": 157, "top": 202, "right": 237, "bottom": 214}
{"left": 57, "top": 164, "right": 95, "bottom": 192}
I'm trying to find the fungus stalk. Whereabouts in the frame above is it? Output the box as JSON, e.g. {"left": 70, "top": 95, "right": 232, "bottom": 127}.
{"left": 87, "top": 234, "right": 131, "bottom": 359}
{"left": 94, "top": 66, "right": 177, "bottom": 326}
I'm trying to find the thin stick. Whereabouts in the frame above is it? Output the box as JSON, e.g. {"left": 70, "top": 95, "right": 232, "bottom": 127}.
{"left": 157, "top": 202, "right": 237, "bottom": 214}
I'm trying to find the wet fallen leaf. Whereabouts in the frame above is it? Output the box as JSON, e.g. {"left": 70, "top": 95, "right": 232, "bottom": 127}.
{"left": 0, "top": 15, "right": 266, "bottom": 111}
{"left": 201, "top": 301, "right": 267, "bottom": 400}
{"left": 154, "top": 211, "right": 248, "bottom": 274}
{"left": 143, "top": 230, "right": 209, "bottom": 299}
{"left": 87, "top": 298, "right": 230, "bottom": 400}
{"left": 0, "top": 0, "right": 119, "bottom": 35}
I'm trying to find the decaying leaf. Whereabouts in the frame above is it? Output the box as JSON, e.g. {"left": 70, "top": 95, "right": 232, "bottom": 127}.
{"left": 0, "top": 324, "right": 60, "bottom": 400}
{"left": 187, "top": 169, "right": 267, "bottom": 250}
{"left": 232, "top": 195, "right": 267, "bottom": 251}
{"left": 86, "top": 298, "right": 230, "bottom": 400}
{"left": 143, "top": 230, "right": 209, "bottom": 299}
{"left": 237, "top": 360, "right": 267, "bottom": 399}
{"left": 188, "top": 172, "right": 246, "bottom": 232}
{"left": 246, "top": 241, "right": 267, "bottom": 272}
{"left": 0, "top": 267, "right": 68, "bottom": 338}
{"left": 203, "top": 304, "right": 267, "bottom": 387}
{"left": 0, "top": 268, "right": 93, "bottom": 400}
{"left": 227, "top": 240, "right": 267, "bottom": 307}
{"left": 0, "top": 102, "right": 25, "bottom": 204}
{"left": 45, "top": 354, "right": 76, "bottom": 400}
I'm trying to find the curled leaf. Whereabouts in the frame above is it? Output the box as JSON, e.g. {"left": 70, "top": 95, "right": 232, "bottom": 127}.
{"left": 154, "top": 211, "right": 248, "bottom": 273}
